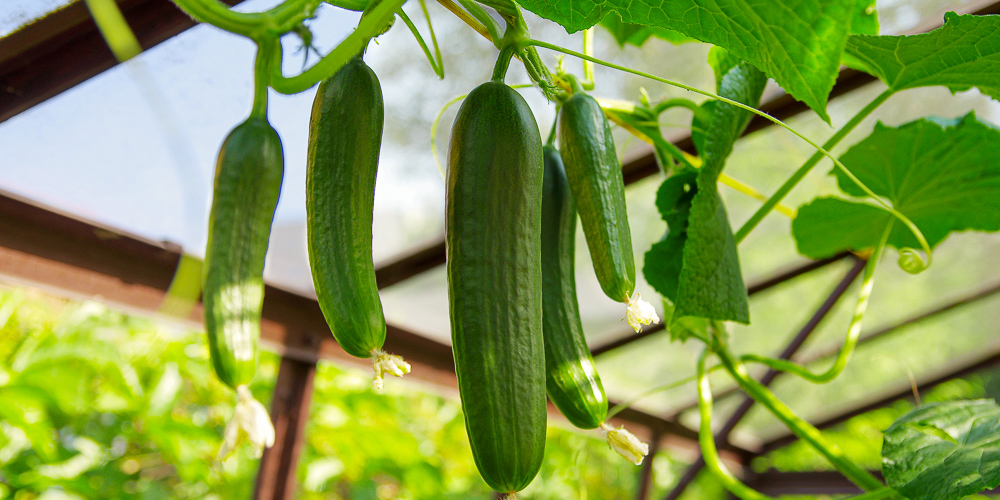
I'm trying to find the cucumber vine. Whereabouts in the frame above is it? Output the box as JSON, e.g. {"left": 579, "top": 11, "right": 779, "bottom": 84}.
{"left": 107, "top": 0, "right": 1000, "bottom": 497}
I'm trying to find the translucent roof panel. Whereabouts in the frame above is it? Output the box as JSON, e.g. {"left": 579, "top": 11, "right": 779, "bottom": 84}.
{"left": 0, "top": 0, "right": 73, "bottom": 37}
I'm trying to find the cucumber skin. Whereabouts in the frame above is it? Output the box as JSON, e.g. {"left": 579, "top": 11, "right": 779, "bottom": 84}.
{"left": 203, "top": 117, "right": 284, "bottom": 389}
{"left": 558, "top": 93, "right": 636, "bottom": 303}
{"left": 306, "top": 58, "right": 385, "bottom": 359}
{"left": 541, "top": 146, "right": 608, "bottom": 430}
{"left": 446, "top": 82, "right": 547, "bottom": 494}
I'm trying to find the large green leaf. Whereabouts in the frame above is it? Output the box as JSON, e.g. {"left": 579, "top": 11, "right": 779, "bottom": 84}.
{"left": 882, "top": 400, "right": 1000, "bottom": 500}
{"left": 599, "top": 13, "right": 693, "bottom": 48}
{"left": 846, "top": 13, "right": 1000, "bottom": 100}
{"left": 518, "top": 0, "right": 857, "bottom": 122}
{"left": 792, "top": 113, "right": 1000, "bottom": 258}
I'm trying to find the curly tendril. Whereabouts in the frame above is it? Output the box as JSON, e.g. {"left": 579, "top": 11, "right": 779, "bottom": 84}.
{"left": 897, "top": 248, "right": 928, "bottom": 274}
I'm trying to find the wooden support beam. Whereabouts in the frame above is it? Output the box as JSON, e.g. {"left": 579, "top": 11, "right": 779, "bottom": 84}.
{"left": 0, "top": 0, "right": 244, "bottom": 124}
{"left": 254, "top": 355, "right": 317, "bottom": 500}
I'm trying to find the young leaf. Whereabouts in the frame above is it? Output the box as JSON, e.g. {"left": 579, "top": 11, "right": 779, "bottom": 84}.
{"left": 644, "top": 171, "right": 697, "bottom": 302}
{"left": 643, "top": 53, "right": 765, "bottom": 325}
{"left": 846, "top": 13, "right": 1000, "bottom": 100}
{"left": 793, "top": 113, "right": 1000, "bottom": 258}
{"left": 882, "top": 399, "right": 1000, "bottom": 500}
{"left": 599, "top": 13, "right": 693, "bottom": 48}
{"left": 517, "top": 0, "right": 856, "bottom": 122}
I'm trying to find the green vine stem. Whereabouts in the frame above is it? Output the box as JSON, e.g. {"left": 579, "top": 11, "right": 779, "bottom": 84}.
{"left": 270, "top": 0, "right": 405, "bottom": 94}
{"left": 398, "top": 1, "right": 444, "bottom": 78}
{"left": 457, "top": 0, "right": 503, "bottom": 47}
{"left": 251, "top": 39, "right": 277, "bottom": 119}
{"left": 697, "top": 348, "right": 776, "bottom": 500}
{"left": 492, "top": 43, "right": 518, "bottom": 82}
{"left": 170, "top": 0, "right": 268, "bottom": 38}
{"left": 740, "top": 224, "right": 891, "bottom": 383}
{"left": 436, "top": 0, "right": 492, "bottom": 42}
{"left": 524, "top": 39, "right": 932, "bottom": 263}
{"left": 582, "top": 27, "right": 595, "bottom": 90}
{"left": 734, "top": 89, "right": 894, "bottom": 243}
{"left": 710, "top": 329, "right": 885, "bottom": 492}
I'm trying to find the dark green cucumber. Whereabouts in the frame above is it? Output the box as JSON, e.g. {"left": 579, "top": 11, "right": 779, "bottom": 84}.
{"left": 203, "top": 117, "right": 284, "bottom": 389}
{"left": 558, "top": 93, "right": 636, "bottom": 303}
{"left": 541, "top": 145, "right": 608, "bottom": 430}
{"left": 446, "top": 81, "right": 546, "bottom": 494}
{"left": 306, "top": 57, "right": 385, "bottom": 359}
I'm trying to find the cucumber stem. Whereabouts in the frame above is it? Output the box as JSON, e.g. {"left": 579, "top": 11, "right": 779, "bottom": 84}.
{"left": 492, "top": 44, "right": 517, "bottom": 82}
{"left": 251, "top": 40, "right": 276, "bottom": 120}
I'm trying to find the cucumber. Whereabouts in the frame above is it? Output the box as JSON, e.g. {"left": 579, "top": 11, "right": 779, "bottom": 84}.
{"left": 306, "top": 57, "right": 385, "bottom": 360}
{"left": 203, "top": 117, "right": 283, "bottom": 389}
{"left": 558, "top": 92, "right": 636, "bottom": 303}
{"left": 541, "top": 145, "right": 608, "bottom": 430}
{"left": 446, "top": 81, "right": 547, "bottom": 494}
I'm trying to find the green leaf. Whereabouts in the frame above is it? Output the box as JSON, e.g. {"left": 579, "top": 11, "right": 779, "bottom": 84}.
{"left": 598, "top": 13, "right": 693, "bottom": 48}
{"left": 644, "top": 171, "right": 697, "bottom": 301}
{"left": 793, "top": 113, "right": 1000, "bottom": 258}
{"left": 845, "top": 13, "right": 1000, "bottom": 100}
{"left": 517, "top": 0, "right": 856, "bottom": 122}
{"left": 673, "top": 59, "right": 765, "bottom": 323}
{"left": 882, "top": 399, "right": 1000, "bottom": 500}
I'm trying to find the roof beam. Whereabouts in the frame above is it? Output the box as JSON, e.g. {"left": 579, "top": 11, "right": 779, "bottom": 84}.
{"left": 0, "top": 0, "right": 244, "bottom": 124}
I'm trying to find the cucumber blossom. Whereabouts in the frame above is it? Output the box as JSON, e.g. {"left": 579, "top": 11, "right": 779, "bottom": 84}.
{"left": 203, "top": 116, "right": 284, "bottom": 389}
{"left": 446, "top": 81, "right": 547, "bottom": 494}
{"left": 541, "top": 145, "right": 608, "bottom": 430}
{"left": 306, "top": 57, "right": 409, "bottom": 389}
{"left": 558, "top": 92, "right": 636, "bottom": 304}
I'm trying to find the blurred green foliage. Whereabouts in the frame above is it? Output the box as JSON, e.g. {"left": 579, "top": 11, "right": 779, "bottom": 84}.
{"left": 0, "top": 287, "right": 277, "bottom": 498}
{"left": 0, "top": 288, "right": 649, "bottom": 499}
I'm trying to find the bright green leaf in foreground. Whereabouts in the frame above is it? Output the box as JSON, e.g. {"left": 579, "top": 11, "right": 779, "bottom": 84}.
{"left": 793, "top": 113, "right": 1000, "bottom": 258}
{"left": 517, "top": 0, "right": 856, "bottom": 122}
{"left": 846, "top": 13, "right": 1000, "bottom": 100}
{"left": 882, "top": 399, "right": 1000, "bottom": 500}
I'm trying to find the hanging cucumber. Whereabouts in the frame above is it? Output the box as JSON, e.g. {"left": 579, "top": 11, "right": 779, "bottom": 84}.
{"left": 203, "top": 117, "right": 283, "bottom": 390}
{"left": 541, "top": 144, "right": 649, "bottom": 465}
{"left": 202, "top": 115, "right": 281, "bottom": 459}
{"left": 558, "top": 84, "right": 659, "bottom": 332}
{"left": 446, "top": 80, "right": 546, "bottom": 495}
{"left": 306, "top": 56, "right": 409, "bottom": 390}
{"left": 541, "top": 145, "right": 608, "bottom": 430}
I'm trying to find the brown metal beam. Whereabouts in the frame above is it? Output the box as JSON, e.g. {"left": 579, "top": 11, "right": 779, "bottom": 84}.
{"left": 0, "top": 0, "right": 244, "bottom": 124}
{"left": 636, "top": 431, "right": 662, "bottom": 500}
{"left": 255, "top": 355, "right": 317, "bottom": 500}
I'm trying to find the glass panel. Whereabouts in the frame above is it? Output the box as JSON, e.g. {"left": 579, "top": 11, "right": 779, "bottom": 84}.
{"left": 0, "top": 0, "right": 74, "bottom": 37}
